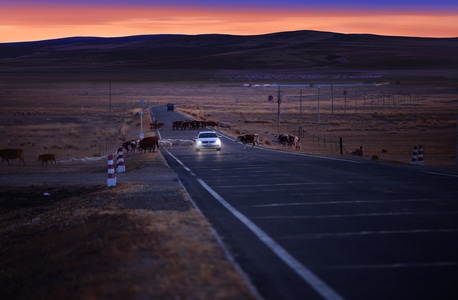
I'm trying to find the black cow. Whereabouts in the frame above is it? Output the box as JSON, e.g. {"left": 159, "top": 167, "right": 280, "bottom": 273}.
{"left": 38, "top": 154, "right": 56, "bottom": 166}
{"left": 0, "top": 148, "right": 25, "bottom": 165}
{"left": 138, "top": 136, "right": 159, "bottom": 153}
{"left": 236, "top": 133, "right": 260, "bottom": 150}
{"left": 272, "top": 134, "right": 301, "bottom": 150}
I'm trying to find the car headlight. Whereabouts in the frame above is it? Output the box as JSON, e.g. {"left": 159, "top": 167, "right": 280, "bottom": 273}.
{"left": 215, "top": 139, "right": 221, "bottom": 146}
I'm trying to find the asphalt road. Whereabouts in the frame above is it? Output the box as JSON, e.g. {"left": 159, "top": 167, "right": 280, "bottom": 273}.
{"left": 151, "top": 105, "right": 458, "bottom": 300}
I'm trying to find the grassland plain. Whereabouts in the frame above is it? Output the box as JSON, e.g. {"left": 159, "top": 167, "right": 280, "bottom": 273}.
{"left": 1, "top": 73, "right": 457, "bottom": 299}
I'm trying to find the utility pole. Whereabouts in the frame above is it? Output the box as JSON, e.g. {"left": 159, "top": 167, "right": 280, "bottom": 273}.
{"left": 317, "top": 86, "right": 320, "bottom": 123}
{"left": 300, "top": 89, "right": 303, "bottom": 118}
{"left": 331, "top": 83, "right": 334, "bottom": 116}
{"left": 139, "top": 109, "right": 144, "bottom": 140}
{"left": 277, "top": 86, "right": 282, "bottom": 133}
{"left": 344, "top": 89, "right": 348, "bottom": 113}
{"left": 109, "top": 81, "right": 112, "bottom": 113}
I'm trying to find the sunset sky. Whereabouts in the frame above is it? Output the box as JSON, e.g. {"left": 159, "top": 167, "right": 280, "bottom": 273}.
{"left": 1, "top": 0, "right": 457, "bottom": 43}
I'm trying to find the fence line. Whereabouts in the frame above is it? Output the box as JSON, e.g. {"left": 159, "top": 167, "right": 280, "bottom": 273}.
{"left": 98, "top": 139, "right": 119, "bottom": 157}
{"left": 296, "top": 126, "right": 354, "bottom": 155}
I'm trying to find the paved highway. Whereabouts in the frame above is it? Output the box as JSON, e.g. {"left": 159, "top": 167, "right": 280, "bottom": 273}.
{"left": 151, "top": 105, "right": 458, "bottom": 300}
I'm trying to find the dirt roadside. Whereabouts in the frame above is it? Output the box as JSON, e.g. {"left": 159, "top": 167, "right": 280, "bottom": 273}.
{"left": 0, "top": 151, "right": 258, "bottom": 300}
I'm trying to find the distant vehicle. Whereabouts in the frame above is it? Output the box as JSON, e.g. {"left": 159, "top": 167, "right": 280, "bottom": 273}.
{"left": 167, "top": 103, "right": 174, "bottom": 111}
{"left": 195, "top": 131, "right": 222, "bottom": 151}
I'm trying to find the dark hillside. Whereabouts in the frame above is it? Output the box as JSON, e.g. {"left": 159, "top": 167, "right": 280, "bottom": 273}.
{"left": 1, "top": 30, "right": 457, "bottom": 76}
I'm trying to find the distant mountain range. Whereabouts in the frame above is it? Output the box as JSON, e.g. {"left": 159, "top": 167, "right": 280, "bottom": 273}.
{"left": 1, "top": 30, "right": 457, "bottom": 76}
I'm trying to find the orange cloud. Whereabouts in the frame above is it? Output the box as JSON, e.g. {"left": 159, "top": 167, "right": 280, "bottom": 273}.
{"left": 1, "top": 4, "right": 457, "bottom": 43}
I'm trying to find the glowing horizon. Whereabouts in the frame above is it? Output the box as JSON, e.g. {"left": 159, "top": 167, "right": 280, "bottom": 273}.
{"left": 1, "top": 1, "right": 457, "bottom": 43}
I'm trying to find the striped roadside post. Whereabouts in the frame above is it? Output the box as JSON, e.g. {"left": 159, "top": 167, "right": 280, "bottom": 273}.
{"left": 417, "top": 145, "right": 424, "bottom": 165}
{"left": 411, "top": 146, "right": 418, "bottom": 164}
{"left": 107, "top": 154, "right": 116, "bottom": 187}
{"left": 116, "top": 146, "right": 125, "bottom": 173}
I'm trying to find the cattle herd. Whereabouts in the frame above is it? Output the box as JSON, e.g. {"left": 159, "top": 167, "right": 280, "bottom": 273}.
{"left": 171, "top": 120, "right": 218, "bottom": 130}
{"left": 1, "top": 118, "right": 301, "bottom": 167}
{"left": 0, "top": 148, "right": 58, "bottom": 167}
{"left": 121, "top": 132, "right": 300, "bottom": 154}
{"left": 122, "top": 136, "right": 195, "bottom": 154}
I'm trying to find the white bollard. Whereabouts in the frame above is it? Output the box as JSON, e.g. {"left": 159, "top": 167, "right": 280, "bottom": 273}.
{"left": 107, "top": 154, "right": 116, "bottom": 187}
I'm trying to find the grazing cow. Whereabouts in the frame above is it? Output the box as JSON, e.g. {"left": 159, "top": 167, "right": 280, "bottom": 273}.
{"left": 138, "top": 136, "right": 159, "bottom": 153}
{"left": 236, "top": 133, "right": 259, "bottom": 149}
{"left": 0, "top": 148, "right": 25, "bottom": 165}
{"left": 38, "top": 153, "right": 56, "bottom": 166}
{"left": 272, "top": 134, "right": 301, "bottom": 150}
{"left": 122, "top": 140, "right": 138, "bottom": 154}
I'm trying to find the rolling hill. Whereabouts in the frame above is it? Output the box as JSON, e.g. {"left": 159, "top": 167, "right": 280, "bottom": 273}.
{"left": 1, "top": 30, "right": 457, "bottom": 79}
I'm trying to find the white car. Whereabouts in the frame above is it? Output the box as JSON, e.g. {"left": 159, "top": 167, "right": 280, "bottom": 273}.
{"left": 195, "top": 131, "right": 222, "bottom": 151}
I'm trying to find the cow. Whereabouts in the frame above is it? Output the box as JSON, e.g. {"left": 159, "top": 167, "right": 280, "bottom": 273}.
{"left": 122, "top": 140, "right": 138, "bottom": 154}
{"left": 172, "top": 121, "right": 183, "bottom": 130}
{"left": 272, "top": 134, "right": 301, "bottom": 150}
{"left": 150, "top": 120, "right": 165, "bottom": 131}
{"left": 205, "top": 121, "right": 218, "bottom": 128}
{"left": 180, "top": 120, "right": 191, "bottom": 130}
{"left": 0, "top": 148, "right": 25, "bottom": 166}
{"left": 236, "top": 133, "right": 259, "bottom": 149}
{"left": 38, "top": 153, "right": 56, "bottom": 166}
{"left": 138, "top": 136, "right": 159, "bottom": 153}
{"left": 158, "top": 139, "right": 173, "bottom": 149}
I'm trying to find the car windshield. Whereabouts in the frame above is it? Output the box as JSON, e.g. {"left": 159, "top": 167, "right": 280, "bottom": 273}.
{"left": 199, "top": 133, "right": 217, "bottom": 138}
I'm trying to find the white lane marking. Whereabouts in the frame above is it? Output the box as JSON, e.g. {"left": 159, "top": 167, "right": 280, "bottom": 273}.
{"left": 325, "top": 261, "right": 458, "bottom": 270}
{"left": 259, "top": 146, "right": 362, "bottom": 164}
{"left": 279, "top": 229, "right": 458, "bottom": 240}
{"left": 422, "top": 171, "right": 458, "bottom": 178}
{"left": 254, "top": 211, "right": 458, "bottom": 219}
{"left": 197, "top": 178, "right": 344, "bottom": 300}
{"left": 215, "top": 182, "right": 317, "bottom": 188}
{"left": 166, "top": 151, "right": 196, "bottom": 176}
{"left": 252, "top": 199, "right": 426, "bottom": 207}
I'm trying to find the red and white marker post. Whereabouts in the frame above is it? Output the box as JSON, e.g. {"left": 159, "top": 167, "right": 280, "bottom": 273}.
{"left": 116, "top": 146, "right": 125, "bottom": 173}
{"left": 107, "top": 154, "right": 116, "bottom": 187}
{"left": 411, "top": 146, "right": 418, "bottom": 164}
